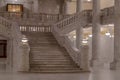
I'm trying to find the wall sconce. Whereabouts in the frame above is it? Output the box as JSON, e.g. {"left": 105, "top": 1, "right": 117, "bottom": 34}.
{"left": 82, "top": 39, "right": 88, "bottom": 45}
{"left": 22, "top": 35, "right": 28, "bottom": 44}
{"left": 89, "top": 34, "right": 92, "bottom": 37}
{"left": 105, "top": 32, "right": 110, "bottom": 36}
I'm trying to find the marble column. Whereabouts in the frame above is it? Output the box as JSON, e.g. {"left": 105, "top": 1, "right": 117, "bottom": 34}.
{"left": 0, "top": 0, "right": 5, "bottom": 11}
{"left": 76, "top": 0, "right": 83, "bottom": 49}
{"left": 76, "top": 0, "right": 83, "bottom": 12}
{"left": 64, "top": 0, "right": 69, "bottom": 14}
{"left": 33, "top": 0, "right": 39, "bottom": 13}
{"left": 110, "top": 0, "right": 120, "bottom": 70}
{"left": 91, "top": 0, "right": 101, "bottom": 67}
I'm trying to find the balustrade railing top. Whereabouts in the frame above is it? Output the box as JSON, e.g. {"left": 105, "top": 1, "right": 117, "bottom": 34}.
{"left": 101, "top": 6, "right": 114, "bottom": 24}
{"left": 101, "top": 6, "right": 114, "bottom": 17}
{"left": 0, "top": 12, "right": 71, "bottom": 23}
{"left": 53, "top": 10, "right": 93, "bottom": 33}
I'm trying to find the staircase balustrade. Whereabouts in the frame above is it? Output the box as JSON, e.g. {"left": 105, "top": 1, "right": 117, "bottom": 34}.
{"left": 52, "top": 10, "right": 93, "bottom": 70}
{"left": 20, "top": 25, "right": 52, "bottom": 32}
{"left": 101, "top": 6, "right": 114, "bottom": 24}
{"left": 53, "top": 10, "right": 93, "bottom": 35}
{"left": 52, "top": 29, "right": 89, "bottom": 70}
{"left": 0, "top": 12, "right": 71, "bottom": 23}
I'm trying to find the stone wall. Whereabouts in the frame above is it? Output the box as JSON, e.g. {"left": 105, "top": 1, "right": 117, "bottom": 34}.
{"left": 38, "top": 0, "right": 61, "bottom": 14}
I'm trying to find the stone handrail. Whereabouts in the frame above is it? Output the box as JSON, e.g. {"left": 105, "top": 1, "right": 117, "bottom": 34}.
{"left": 52, "top": 28, "right": 89, "bottom": 70}
{"left": 0, "top": 12, "right": 24, "bottom": 19}
{"left": 101, "top": 6, "right": 114, "bottom": 24}
{"left": 0, "top": 12, "right": 71, "bottom": 23}
{"left": 52, "top": 10, "right": 92, "bottom": 71}
{"left": 20, "top": 25, "right": 52, "bottom": 32}
{"left": 101, "top": 6, "right": 114, "bottom": 18}
{"left": 0, "top": 16, "right": 30, "bottom": 71}
{"left": 64, "top": 36, "right": 81, "bottom": 66}
{"left": 52, "top": 28, "right": 80, "bottom": 65}
{"left": 53, "top": 10, "right": 92, "bottom": 35}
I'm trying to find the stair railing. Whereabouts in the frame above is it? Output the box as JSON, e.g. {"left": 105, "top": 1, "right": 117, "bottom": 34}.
{"left": 0, "top": 12, "right": 71, "bottom": 24}
{"left": 101, "top": 6, "right": 114, "bottom": 24}
{"left": 52, "top": 10, "right": 92, "bottom": 70}
{"left": 52, "top": 28, "right": 90, "bottom": 70}
{"left": 0, "top": 16, "right": 30, "bottom": 72}
{"left": 53, "top": 10, "right": 92, "bottom": 35}
{"left": 20, "top": 25, "right": 52, "bottom": 32}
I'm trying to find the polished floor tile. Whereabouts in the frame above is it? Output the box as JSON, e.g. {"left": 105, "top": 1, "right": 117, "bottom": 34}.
{"left": 0, "top": 69, "right": 119, "bottom": 80}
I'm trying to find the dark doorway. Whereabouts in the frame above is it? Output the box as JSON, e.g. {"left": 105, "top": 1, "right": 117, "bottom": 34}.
{"left": 0, "top": 40, "right": 7, "bottom": 58}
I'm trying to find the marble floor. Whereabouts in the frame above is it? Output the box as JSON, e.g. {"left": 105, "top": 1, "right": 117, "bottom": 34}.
{"left": 0, "top": 69, "right": 119, "bottom": 80}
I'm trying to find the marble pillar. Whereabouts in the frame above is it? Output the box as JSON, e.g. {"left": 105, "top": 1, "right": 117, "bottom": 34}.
{"left": 33, "top": 0, "right": 39, "bottom": 13}
{"left": 76, "top": 0, "right": 83, "bottom": 49}
{"left": 91, "top": 0, "right": 101, "bottom": 67}
{"left": 76, "top": 0, "right": 83, "bottom": 12}
{"left": 110, "top": 0, "right": 120, "bottom": 70}
{"left": 64, "top": 1, "right": 69, "bottom": 14}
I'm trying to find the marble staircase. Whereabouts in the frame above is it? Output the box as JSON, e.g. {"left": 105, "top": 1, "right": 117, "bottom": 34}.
{"left": 22, "top": 32, "right": 83, "bottom": 72}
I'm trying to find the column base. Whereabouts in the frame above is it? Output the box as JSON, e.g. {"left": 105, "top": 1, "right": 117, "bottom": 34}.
{"left": 110, "top": 61, "right": 120, "bottom": 70}
{"left": 90, "top": 60, "right": 110, "bottom": 70}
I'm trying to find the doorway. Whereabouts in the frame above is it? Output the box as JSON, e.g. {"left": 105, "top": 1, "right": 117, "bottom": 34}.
{"left": 0, "top": 40, "right": 7, "bottom": 58}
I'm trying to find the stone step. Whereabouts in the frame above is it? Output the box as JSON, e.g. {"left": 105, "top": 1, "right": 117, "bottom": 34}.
{"left": 30, "top": 69, "right": 83, "bottom": 73}
{"left": 30, "top": 61, "right": 75, "bottom": 65}
{"left": 30, "top": 55, "right": 71, "bottom": 60}
{"left": 30, "top": 58, "right": 73, "bottom": 61}
{"left": 30, "top": 48, "right": 65, "bottom": 52}
{"left": 30, "top": 55, "right": 70, "bottom": 59}
{"left": 29, "top": 42, "right": 59, "bottom": 45}
{"left": 30, "top": 43, "right": 60, "bottom": 47}
{"left": 31, "top": 67, "right": 82, "bottom": 71}
{"left": 30, "top": 51, "right": 68, "bottom": 55}
{"left": 30, "top": 65, "right": 79, "bottom": 69}
{"left": 30, "top": 46, "right": 62, "bottom": 50}
{"left": 23, "top": 32, "right": 81, "bottom": 72}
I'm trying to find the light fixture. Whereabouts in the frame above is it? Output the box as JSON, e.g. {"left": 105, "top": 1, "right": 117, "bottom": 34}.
{"left": 110, "top": 35, "right": 114, "bottom": 38}
{"left": 82, "top": 39, "right": 88, "bottom": 45}
{"left": 105, "top": 32, "right": 110, "bottom": 36}
{"left": 22, "top": 35, "right": 28, "bottom": 43}
{"left": 89, "top": 34, "right": 92, "bottom": 37}
{"left": 73, "top": 36, "right": 76, "bottom": 39}
{"left": 85, "top": 0, "right": 92, "bottom": 2}
{"left": 22, "top": 39, "right": 28, "bottom": 43}
{"left": 108, "top": 24, "right": 114, "bottom": 27}
{"left": 87, "top": 0, "right": 91, "bottom": 2}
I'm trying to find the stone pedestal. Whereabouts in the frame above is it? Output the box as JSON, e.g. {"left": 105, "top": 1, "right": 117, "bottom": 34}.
{"left": 110, "top": 61, "right": 120, "bottom": 70}
{"left": 81, "top": 45, "right": 90, "bottom": 71}
{"left": 20, "top": 43, "right": 30, "bottom": 71}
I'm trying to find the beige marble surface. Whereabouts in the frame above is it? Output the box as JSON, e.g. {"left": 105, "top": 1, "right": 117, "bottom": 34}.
{"left": 0, "top": 69, "right": 119, "bottom": 80}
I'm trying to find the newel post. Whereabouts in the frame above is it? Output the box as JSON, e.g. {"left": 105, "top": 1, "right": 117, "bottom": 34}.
{"left": 80, "top": 45, "right": 90, "bottom": 71}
